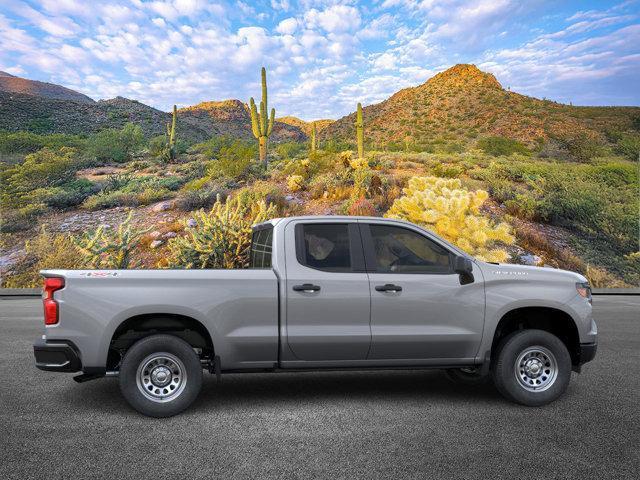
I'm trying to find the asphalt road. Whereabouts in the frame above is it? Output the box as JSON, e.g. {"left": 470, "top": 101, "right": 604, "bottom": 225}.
{"left": 1, "top": 297, "right": 639, "bottom": 480}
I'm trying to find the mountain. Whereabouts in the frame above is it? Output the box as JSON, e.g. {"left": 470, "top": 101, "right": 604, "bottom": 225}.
{"left": 0, "top": 71, "right": 95, "bottom": 104}
{"left": 277, "top": 116, "right": 334, "bottom": 135}
{"left": 0, "top": 77, "right": 305, "bottom": 143}
{"left": 179, "top": 100, "right": 306, "bottom": 142}
{"left": 321, "top": 64, "right": 640, "bottom": 148}
{"left": 0, "top": 91, "right": 211, "bottom": 141}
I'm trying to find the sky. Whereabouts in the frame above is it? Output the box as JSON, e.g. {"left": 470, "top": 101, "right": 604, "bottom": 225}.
{"left": 0, "top": 0, "right": 638, "bottom": 121}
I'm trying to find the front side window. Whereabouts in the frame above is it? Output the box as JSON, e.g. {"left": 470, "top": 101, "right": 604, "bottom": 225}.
{"left": 298, "top": 224, "right": 353, "bottom": 272}
{"left": 369, "top": 224, "right": 451, "bottom": 273}
{"left": 250, "top": 227, "right": 273, "bottom": 268}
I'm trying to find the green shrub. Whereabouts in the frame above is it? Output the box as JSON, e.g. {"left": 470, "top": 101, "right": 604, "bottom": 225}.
{"left": 478, "top": 136, "right": 529, "bottom": 156}
{"left": 0, "top": 147, "right": 83, "bottom": 209}
{"left": 88, "top": 123, "right": 143, "bottom": 162}
{"left": 174, "top": 189, "right": 227, "bottom": 212}
{"left": 0, "top": 203, "right": 46, "bottom": 232}
{"left": 192, "top": 136, "right": 236, "bottom": 158}
{"left": 275, "top": 142, "right": 306, "bottom": 160}
{"left": 30, "top": 179, "right": 98, "bottom": 209}
{"left": 0, "top": 131, "right": 87, "bottom": 154}
{"left": 432, "top": 163, "right": 463, "bottom": 178}
{"left": 82, "top": 187, "right": 173, "bottom": 210}
{"left": 556, "top": 132, "right": 602, "bottom": 162}
{"left": 615, "top": 133, "right": 640, "bottom": 160}
{"left": 215, "top": 141, "right": 256, "bottom": 178}
{"left": 505, "top": 194, "right": 540, "bottom": 220}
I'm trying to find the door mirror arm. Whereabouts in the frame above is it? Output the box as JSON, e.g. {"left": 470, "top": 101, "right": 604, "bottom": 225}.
{"left": 453, "top": 256, "right": 474, "bottom": 285}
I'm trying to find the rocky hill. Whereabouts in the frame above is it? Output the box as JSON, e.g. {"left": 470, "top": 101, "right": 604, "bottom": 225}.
{"left": 277, "top": 116, "right": 334, "bottom": 135}
{"left": 321, "top": 64, "right": 640, "bottom": 148}
{"left": 0, "top": 90, "right": 305, "bottom": 143}
{"left": 0, "top": 71, "right": 94, "bottom": 104}
{"left": 179, "top": 100, "right": 306, "bottom": 142}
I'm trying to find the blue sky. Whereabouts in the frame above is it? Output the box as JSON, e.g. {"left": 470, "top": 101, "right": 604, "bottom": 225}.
{"left": 0, "top": 0, "right": 638, "bottom": 120}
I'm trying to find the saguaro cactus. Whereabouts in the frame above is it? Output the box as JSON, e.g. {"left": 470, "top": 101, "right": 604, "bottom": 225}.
{"left": 249, "top": 67, "right": 275, "bottom": 167}
{"left": 355, "top": 102, "right": 364, "bottom": 160}
{"left": 165, "top": 104, "right": 177, "bottom": 161}
{"left": 310, "top": 122, "right": 317, "bottom": 152}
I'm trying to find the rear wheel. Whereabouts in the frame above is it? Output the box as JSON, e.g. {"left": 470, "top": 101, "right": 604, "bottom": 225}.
{"left": 492, "top": 329, "right": 571, "bottom": 406}
{"left": 119, "top": 334, "right": 203, "bottom": 417}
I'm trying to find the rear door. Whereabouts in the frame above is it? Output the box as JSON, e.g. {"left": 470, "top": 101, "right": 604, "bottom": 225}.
{"left": 361, "top": 221, "right": 485, "bottom": 361}
{"left": 284, "top": 221, "right": 371, "bottom": 361}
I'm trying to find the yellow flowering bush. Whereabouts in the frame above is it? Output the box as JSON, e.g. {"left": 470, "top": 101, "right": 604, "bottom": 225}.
{"left": 386, "top": 176, "right": 514, "bottom": 262}
{"left": 287, "top": 174, "right": 305, "bottom": 192}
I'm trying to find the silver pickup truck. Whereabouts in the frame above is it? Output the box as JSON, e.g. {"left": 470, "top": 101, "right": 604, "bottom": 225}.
{"left": 34, "top": 216, "right": 597, "bottom": 417}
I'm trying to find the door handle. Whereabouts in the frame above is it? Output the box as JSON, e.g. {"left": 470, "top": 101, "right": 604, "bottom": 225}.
{"left": 375, "top": 284, "right": 403, "bottom": 292}
{"left": 293, "top": 283, "right": 321, "bottom": 293}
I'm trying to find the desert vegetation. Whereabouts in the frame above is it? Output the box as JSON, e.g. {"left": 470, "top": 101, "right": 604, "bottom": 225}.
{"left": 1, "top": 65, "right": 638, "bottom": 288}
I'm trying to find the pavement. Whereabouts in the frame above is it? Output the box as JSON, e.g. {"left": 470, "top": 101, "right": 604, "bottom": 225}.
{"left": 1, "top": 296, "right": 638, "bottom": 479}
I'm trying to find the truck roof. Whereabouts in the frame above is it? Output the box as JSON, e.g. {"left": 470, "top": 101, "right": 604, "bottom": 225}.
{"left": 253, "top": 215, "right": 419, "bottom": 229}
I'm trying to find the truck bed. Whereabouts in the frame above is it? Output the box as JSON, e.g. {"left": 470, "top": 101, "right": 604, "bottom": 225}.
{"left": 41, "top": 269, "right": 279, "bottom": 371}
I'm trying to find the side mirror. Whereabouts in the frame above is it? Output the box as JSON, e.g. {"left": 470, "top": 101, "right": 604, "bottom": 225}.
{"left": 453, "top": 256, "right": 474, "bottom": 285}
{"left": 453, "top": 256, "right": 473, "bottom": 274}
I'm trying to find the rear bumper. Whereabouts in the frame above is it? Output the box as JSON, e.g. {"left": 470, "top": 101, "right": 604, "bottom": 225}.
{"left": 579, "top": 342, "right": 597, "bottom": 365}
{"left": 33, "top": 339, "right": 82, "bottom": 372}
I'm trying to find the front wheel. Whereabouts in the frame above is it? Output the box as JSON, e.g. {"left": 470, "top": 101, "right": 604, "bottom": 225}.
{"left": 492, "top": 329, "right": 571, "bottom": 406}
{"left": 119, "top": 334, "right": 203, "bottom": 417}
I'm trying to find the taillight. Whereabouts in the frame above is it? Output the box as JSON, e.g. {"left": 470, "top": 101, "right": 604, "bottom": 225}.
{"left": 43, "top": 277, "right": 64, "bottom": 325}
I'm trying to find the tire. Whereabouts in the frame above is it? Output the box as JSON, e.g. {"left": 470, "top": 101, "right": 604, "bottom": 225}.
{"left": 492, "top": 329, "right": 571, "bottom": 407}
{"left": 119, "top": 334, "right": 203, "bottom": 417}
{"left": 444, "top": 367, "right": 490, "bottom": 386}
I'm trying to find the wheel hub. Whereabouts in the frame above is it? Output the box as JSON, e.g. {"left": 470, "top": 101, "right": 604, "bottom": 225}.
{"left": 523, "top": 358, "right": 543, "bottom": 377}
{"left": 136, "top": 352, "right": 187, "bottom": 403}
{"left": 514, "top": 346, "right": 558, "bottom": 392}
{"left": 150, "top": 366, "right": 172, "bottom": 387}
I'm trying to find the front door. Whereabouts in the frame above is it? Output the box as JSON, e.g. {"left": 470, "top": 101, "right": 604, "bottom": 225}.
{"left": 285, "top": 222, "right": 371, "bottom": 361}
{"left": 361, "top": 222, "right": 485, "bottom": 361}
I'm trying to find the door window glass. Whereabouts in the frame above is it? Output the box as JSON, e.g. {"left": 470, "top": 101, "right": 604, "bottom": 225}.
{"left": 299, "top": 224, "right": 352, "bottom": 272}
{"left": 369, "top": 225, "right": 451, "bottom": 273}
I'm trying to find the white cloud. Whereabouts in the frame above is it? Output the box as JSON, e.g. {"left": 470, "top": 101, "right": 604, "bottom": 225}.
{"left": 152, "top": 17, "right": 167, "bottom": 28}
{"left": 305, "top": 5, "right": 361, "bottom": 33}
{"left": 276, "top": 17, "right": 298, "bottom": 35}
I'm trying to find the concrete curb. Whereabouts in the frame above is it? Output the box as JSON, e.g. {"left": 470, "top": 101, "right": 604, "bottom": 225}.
{"left": 592, "top": 288, "right": 640, "bottom": 295}
{"left": 0, "top": 288, "right": 41, "bottom": 297}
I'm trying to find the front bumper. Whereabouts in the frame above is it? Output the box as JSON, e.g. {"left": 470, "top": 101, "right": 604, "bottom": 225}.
{"left": 579, "top": 342, "right": 597, "bottom": 365}
{"left": 33, "top": 339, "right": 82, "bottom": 372}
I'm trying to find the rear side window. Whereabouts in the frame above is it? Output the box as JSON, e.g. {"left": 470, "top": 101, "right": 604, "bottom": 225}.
{"left": 250, "top": 226, "right": 273, "bottom": 268}
{"left": 368, "top": 224, "right": 451, "bottom": 274}
{"left": 296, "top": 224, "right": 358, "bottom": 272}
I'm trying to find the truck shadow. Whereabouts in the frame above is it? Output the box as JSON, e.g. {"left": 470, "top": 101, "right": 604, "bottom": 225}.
{"left": 65, "top": 370, "right": 502, "bottom": 415}
{"left": 193, "top": 369, "right": 502, "bottom": 410}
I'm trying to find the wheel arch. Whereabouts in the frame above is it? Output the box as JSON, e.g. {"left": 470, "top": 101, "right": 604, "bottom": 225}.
{"left": 491, "top": 306, "right": 581, "bottom": 366}
{"left": 107, "top": 313, "right": 215, "bottom": 370}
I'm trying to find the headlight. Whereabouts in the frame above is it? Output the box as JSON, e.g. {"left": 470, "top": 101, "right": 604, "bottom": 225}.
{"left": 576, "top": 282, "right": 592, "bottom": 304}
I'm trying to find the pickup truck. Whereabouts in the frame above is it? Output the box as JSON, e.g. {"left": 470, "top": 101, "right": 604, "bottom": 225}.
{"left": 34, "top": 216, "right": 597, "bottom": 417}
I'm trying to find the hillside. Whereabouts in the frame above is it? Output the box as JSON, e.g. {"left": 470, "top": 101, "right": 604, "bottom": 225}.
{"left": 277, "top": 116, "right": 334, "bottom": 135}
{"left": 0, "top": 71, "right": 94, "bottom": 104}
{"left": 321, "top": 64, "right": 640, "bottom": 149}
{"left": 179, "top": 100, "right": 306, "bottom": 142}
{"left": 0, "top": 92, "right": 305, "bottom": 143}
